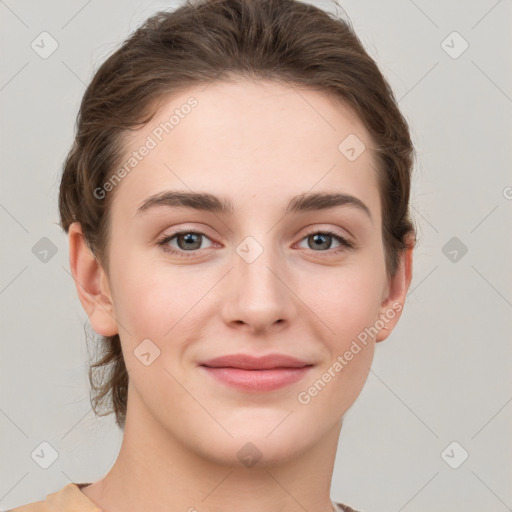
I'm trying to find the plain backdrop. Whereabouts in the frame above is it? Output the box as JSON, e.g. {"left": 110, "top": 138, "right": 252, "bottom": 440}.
{"left": 1, "top": 1, "right": 511, "bottom": 511}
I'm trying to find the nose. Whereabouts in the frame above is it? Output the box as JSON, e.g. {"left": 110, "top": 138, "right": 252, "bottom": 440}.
{"left": 220, "top": 241, "right": 295, "bottom": 335}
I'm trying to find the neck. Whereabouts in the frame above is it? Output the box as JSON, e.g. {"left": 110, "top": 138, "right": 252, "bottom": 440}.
{"left": 82, "top": 386, "right": 343, "bottom": 512}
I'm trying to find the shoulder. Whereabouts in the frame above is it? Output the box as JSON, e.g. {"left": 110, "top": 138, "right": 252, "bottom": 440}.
{"left": 334, "top": 502, "right": 362, "bottom": 512}
{"left": 6, "top": 483, "right": 100, "bottom": 512}
{"left": 5, "top": 496, "right": 50, "bottom": 512}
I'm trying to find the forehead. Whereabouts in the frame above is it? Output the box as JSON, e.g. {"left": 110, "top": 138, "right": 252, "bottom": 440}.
{"left": 109, "top": 79, "right": 381, "bottom": 224}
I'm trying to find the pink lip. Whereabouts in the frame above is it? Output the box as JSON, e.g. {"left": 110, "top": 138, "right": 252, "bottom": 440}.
{"left": 198, "top": 354, "right": 313, "bottom": 392}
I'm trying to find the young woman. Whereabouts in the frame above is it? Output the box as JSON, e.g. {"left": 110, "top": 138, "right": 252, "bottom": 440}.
{"left": 10, "top": 0, "right": 415, "bottom": 510}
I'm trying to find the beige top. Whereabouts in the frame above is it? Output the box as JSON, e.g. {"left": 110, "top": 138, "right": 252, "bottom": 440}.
{"left": 6, "top": 483, "right": 361, "bottom": 512}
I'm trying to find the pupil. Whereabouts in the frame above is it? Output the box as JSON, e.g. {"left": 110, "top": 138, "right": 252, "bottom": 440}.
{"left": 312, "top": 233, "right": 330, "bottom": 250}
{"left": 181, "top": 233, "right": 200, "bottom": 250}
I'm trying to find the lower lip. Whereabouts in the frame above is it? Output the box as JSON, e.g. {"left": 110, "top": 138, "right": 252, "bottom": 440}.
{"left": 200, "top": 366, "right": 313, "bottom": 392}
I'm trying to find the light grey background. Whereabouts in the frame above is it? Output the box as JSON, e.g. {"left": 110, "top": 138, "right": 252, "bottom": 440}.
{"left": 1, "top": 1, "right": 511, "bottom": 511}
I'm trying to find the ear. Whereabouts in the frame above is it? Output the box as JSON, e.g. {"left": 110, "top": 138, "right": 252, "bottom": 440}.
{"left": 68, "top": 222, "right": 118, "bottom": 337}
{"left": 375, "top": 241, "right": 414, "bottom": 343}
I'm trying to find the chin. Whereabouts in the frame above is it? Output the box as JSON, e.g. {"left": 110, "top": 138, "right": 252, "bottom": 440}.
{"left": 175, "top": 415, "right": 321, "bottom": 469}
{"left": 201, "top": 434, "right": 315, "bottom": 469}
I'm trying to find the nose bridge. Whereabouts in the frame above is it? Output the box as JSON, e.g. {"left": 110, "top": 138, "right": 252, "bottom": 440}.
{"left": 224, "top": 232, "right": 293, "bottom": 331}
{"left": 237, "top": 232, "right": 285, "bottom": 297}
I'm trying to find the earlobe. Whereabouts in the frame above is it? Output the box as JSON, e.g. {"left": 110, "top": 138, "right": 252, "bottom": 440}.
{"left": 375, "top": 244, "right": 414, "bottom": 343}
{"left": 68, "top": 222, "right": 118, "bottom": 337}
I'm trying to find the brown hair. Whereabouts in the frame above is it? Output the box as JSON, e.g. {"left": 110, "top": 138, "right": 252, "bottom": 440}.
{"left": 58, "top": 0, "right": 417, "bottom": 430}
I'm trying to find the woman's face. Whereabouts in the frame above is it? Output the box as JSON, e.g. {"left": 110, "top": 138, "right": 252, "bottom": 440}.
{"left": 80, "top": 79, "right": 410, "bottom": 466}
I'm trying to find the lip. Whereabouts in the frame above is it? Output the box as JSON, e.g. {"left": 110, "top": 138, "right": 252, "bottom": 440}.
{"left": 198, "top": 353, "right": 314, "bottom": 392}
{"left": 199, "top": 353, "right": 312, "bottom": 370}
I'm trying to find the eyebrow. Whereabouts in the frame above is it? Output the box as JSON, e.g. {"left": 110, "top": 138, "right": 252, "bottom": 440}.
{"left": 136, "top": 190, "right": 372, "bottom": 222}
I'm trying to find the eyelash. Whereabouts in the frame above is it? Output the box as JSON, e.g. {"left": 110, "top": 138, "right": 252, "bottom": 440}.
{"left": 156, "top": 229, "right": 354, "bottom": 259}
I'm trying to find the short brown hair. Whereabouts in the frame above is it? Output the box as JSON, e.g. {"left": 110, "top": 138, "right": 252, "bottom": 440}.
{"left": 59, "top": 0, "right": 417, "bottom": 430}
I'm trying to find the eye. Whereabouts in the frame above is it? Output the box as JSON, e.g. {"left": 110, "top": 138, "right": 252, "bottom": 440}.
{"left": 297, "top": 230, "right": 354, "bottom": 254}
{"left": 157, "top": 231, "right": 214, "bottom": 258}
{"left": 157, "top": 229, "right": 354, "bottom": 259}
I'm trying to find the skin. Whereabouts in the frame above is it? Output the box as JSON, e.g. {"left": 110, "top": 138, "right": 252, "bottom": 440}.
{"left": 69, "top": 79, "right": 413, "bottom": 512}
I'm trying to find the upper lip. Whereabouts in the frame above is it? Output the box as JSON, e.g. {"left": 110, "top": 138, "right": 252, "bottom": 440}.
{"left": 199, "top": 354, "right": 313, "bottom": 370}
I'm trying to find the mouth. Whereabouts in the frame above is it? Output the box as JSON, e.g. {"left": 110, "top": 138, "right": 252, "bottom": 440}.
{"left": 198, "top": 353, "right": 314, "bottom": 392}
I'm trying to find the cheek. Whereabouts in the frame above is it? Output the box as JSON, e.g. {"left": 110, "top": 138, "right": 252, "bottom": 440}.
{"left": 300, "top": 264, "right": 384, "bottom": 344}
{"left": 109, "top": 252, "right": 212, "bottom": 343}
{"left": 296, "top": 272, "right": 380, "bottom": 413}
{"left": 117, "top": 282, "right": 174, "bottom": 337}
